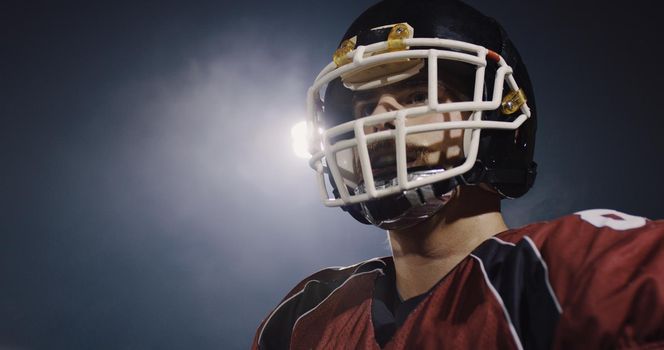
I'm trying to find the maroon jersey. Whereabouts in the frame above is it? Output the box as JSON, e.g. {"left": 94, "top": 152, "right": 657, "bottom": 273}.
{"left": 253, "top": 210, "right": 664, "bottom": 349}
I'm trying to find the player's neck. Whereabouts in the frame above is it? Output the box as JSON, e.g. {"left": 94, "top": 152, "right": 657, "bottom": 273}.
{"left": 387, "top": 186, "right": 508, "bottom": 300}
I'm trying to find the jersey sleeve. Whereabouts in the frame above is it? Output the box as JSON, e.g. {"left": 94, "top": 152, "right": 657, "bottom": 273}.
{"left": 250, "top": 267, "right": 347, "bottom": 350}
{"left": 527, "top": 210, "right": 664, "bottom": 349}
{"left": 251, "top": 259, "right": 384, "bottom": 350}
{"left": 250, "top": 278, "right": 308, "bottom": 350}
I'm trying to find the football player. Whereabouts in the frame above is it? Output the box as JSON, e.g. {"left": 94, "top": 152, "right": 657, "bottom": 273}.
{"left": 253, "top": 0, "right": 664, "bottom": 348}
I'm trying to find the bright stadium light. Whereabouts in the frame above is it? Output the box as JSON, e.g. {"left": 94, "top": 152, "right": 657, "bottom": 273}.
{"left": 290, "top": 121, "right": 311, "bottom": 159}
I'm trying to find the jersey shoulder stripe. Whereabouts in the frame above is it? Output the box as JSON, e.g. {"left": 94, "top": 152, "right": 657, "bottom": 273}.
{"left": 472, "top": 236, "right": 561, "bottom": 350}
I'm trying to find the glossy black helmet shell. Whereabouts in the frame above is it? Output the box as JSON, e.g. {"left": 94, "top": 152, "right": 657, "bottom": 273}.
{"left": 324, "top": 0, "right": 537, "bottom": 201}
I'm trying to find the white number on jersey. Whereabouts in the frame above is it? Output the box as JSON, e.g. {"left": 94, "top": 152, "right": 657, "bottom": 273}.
{"left": 576, "top": 209, "right": 647, "bottom": 231}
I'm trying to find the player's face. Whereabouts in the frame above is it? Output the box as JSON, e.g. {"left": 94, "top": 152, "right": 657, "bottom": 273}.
{"left": 351, "top": 79, "right": 469, "bottom": 180}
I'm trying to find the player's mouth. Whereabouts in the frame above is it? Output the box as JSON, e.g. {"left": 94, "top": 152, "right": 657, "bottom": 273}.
{"left": 368, "top": 144, "right": 424, "bottom": 179}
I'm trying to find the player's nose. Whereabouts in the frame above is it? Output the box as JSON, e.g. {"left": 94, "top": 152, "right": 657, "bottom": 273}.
{"left": 369, "top": 94, "right": 401, "bottom": 132}
{"left": 372, "top": 94, "right": 403, "bottom": 114}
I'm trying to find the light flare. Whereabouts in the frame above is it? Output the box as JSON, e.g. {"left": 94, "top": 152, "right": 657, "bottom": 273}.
{"left": 291, "top": 121, "right": 311, "bottom": 159}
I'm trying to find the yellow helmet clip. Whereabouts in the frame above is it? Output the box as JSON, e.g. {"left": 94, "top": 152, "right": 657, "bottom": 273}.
{"left": 333, "top": 38, "right": 356, "bottom": 67}
{"left": 387, "top": 23, "right": 411, "bottom": 51}
{"left": 501, "top": 89, "right": 527, "bottom": 115}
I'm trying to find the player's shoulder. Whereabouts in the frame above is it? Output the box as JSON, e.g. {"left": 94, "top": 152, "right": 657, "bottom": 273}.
{"left": 280, "top": 256, "right": 390, "bottom": 301}
{"left": 495, "top": 210, "right": 664, "bottom": 347}
{"left": 493, "top": 208, "right": 664, "bottom": 282}
{"left": 498, "top": 208, "right": 663, "bottom": 247}
{"left": 252, "top": 257, "right": 389, "bottom": 349}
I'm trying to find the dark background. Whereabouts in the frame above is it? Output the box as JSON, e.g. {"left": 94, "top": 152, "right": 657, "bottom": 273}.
{"left": 1, "top": 1, "right": 662, "bottom": 349}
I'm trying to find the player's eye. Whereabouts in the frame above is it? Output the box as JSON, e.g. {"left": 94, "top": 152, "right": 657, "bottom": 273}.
{"left": 355, "top": 102, "right": 377, "bottom": 118}
{"left": 404, "top": 90, "right": 428, "bottom": 106}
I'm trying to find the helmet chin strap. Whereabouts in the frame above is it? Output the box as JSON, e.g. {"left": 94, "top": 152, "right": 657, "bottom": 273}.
{"left": 354, "top": 170, "right": 461, "bottom": 230}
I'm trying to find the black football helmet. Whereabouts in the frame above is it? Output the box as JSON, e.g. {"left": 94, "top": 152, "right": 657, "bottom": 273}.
{"left": 306, "top": 0, "right": 537, "bottom": 229}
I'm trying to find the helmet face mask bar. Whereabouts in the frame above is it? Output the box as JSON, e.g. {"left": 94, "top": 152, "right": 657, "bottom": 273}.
{"left": 307, "top": 32, "right": 531, "bottom": 207}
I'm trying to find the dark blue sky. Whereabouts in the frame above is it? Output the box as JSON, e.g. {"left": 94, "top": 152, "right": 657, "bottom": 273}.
{"left": 1, "top": 1, "right": 662, "bottom": 349}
